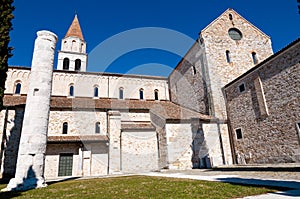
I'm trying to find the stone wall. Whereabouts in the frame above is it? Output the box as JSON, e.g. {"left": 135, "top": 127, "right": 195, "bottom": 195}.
{"left": 89, "top": 143, "right": 108, "bottom": 176}
{"left": 48, "top": 110, "right": 107, "bottom": 136}
{"left": 45, "top": 143, "right": 80, "bottom": 178}
{"left": 165, "top": 123, "right": 193, "bottom": 169}
{"left": 202, "top": 123, "right": 224, "bottom": 167}
{"left": 200, "top": 9, "right": 273, "bottom": 119}
{"left": 169, "top": 43, "right": 209, "bottom": 115}
{"left": 150, "top": 111, "right": 168, "bottom": 169}
{"left": 45, "top": 143, "right": 108, "bottom": 178}
{"left": 121, "top": 130, "right": 158, "bottom": 173}
{"left": 225, "top": 39, "right": 300, "bottom": 164}
{"left": 169, "top": 9, "right": 273, "bottom": 120}
{"left": 4, "top": 68, "right": 30, "bottom": 96}
{"left": 5, "top": 67, "right": 169, "bottom": 101}
{"left": 121, "top": 112, "right": 150, "bottom": 122}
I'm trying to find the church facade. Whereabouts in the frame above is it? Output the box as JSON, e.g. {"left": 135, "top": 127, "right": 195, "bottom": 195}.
{"left": 0, "top": 8, "right": 299, "bottom": 179}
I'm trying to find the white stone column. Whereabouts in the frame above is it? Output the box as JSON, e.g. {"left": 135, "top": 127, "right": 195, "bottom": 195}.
{"left": 108, "top": 111, "right": 121, "bottom": 174}
{"left": 3, "top": 30, "right": 57, "bottom": 191}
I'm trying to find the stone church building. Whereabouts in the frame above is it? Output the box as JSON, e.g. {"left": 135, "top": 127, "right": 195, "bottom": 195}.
{"left": 0, "top": 9, "right": 299, "bottom": 179}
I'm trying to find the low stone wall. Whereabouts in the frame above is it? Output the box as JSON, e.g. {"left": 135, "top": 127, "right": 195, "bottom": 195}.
{"left": 165, "top": 123, "right": 193, "bottom": 169}
{"left": 121, "top": 130, "right": 158, "bottom": 173}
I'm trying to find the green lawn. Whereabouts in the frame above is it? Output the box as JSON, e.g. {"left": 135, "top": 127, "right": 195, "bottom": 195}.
{"left": 0, "top": 176, "right": 277, "bottom": 199}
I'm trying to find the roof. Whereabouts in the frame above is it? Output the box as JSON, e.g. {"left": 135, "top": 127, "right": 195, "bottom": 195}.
{"left": 47, "top": 135, "right": 108, "bottom": 143}
{"left": 3, "top": 95, "right": 214, "bottom": 121}
{"left": 64, "top": 14, "right": 84, "bottom": 40}
{"left": 121, "top": 122, "right": 156, "bottom": 131}
{"left": 225, "top": 37, "right": 300, "bottom": 88}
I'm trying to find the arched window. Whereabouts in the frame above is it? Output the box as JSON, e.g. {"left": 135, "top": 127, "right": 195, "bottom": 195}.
{"left": 69, "top": 85, "right": 74, "bottom": 97}
{"left": 139, "top": 88, "right": 144, "bottom": 100}
{"left": 229, "top": 13, "right": 233, "bottom": 20}
{"left": 95, "top": 122, "right": 100, "bottom": 134}
{"left": 63, "top": 58, "right": 70, "bottom": 70}
{"left": 228, "top": 28, "right": 243, "bottom": 41}
{"left": 75, "top": 59, "right": 81, "bottom": 71}
{"left": 252, "top": 52, "right": 258, "bottom": 65}
{"left": 119, "top": 87, "right": 124, "bottom": 99}
{"left": 226, "top": 50, "right": 231, "bottom": 63}
{"left": 154, "top": 89, "right": 159, "bottom": 100}
{"left": 80, "top": 43, "right": 84, "bottom": 53}
{"left": 94, "top": 86, "right": 99, "bottom": 97}
{"left": 72, "top": 40, "right": 76, "bottom": 51}
{"left": 62, "top": 122, "right": 68, "bottom": 134}
{"left": 15, "top": 82, "right": 21, "bottom": 94}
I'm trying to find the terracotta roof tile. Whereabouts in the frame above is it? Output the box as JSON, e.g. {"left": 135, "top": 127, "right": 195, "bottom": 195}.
{"left": 121, "top": 122, "right": 156, "bottom": 130}
{"left": 47, "top": 135, "right": 108, "bottom": 143}
{"left": 64, "top": 15, "right": 84, "bottom": 40}
{"left": 3, "top": 95, "right": 214, "bottom": 121}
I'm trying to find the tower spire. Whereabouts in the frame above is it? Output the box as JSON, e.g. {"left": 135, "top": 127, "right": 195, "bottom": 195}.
{"left": 64, "top": 14, "right": 84, "bottom": 40}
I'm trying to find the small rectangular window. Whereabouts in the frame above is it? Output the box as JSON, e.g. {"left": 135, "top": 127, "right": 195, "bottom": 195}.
{"left": 119, "top": 88, "right": 124, "bottom": 99}
{"left": 238, "top": 83, "right": 246, "bottom": 93}
{"left": 226, "top": 50, "right": 231, "bottom": 63}
{"left": 192, "top": 65, "right": 196, "bottom": 75}
{"left": 95, "top": 122, "right": 100, "bottom": 134}
{"left": 296, "top": 123, "right": 300, "bottom": 143}
{"left": 139, "top": 89, "right": 144, "bottom": 100}
{"left": 154, "top": 90, "right": 159, "bottom": 100}
{"left": 252, "top": 52, "right": 258, "bottom": 65}
{"left": 235, "top": 128, "right": 243, "bottom": 139}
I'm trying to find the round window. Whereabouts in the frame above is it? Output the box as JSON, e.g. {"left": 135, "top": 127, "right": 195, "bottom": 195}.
{"left": 228, "top": 28, "right": 243, "bottom": 40}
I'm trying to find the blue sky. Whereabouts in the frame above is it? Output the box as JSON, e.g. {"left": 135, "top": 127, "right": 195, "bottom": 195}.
{"left": 8, "top": 0, "right": 300, "bottom": 76}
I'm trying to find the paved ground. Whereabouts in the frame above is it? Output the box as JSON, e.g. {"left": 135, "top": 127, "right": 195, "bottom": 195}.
{"left": 142, "top": 169, "right": 300, "bottom": 199}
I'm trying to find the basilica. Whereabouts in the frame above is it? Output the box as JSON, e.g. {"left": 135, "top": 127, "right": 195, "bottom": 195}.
{"left": 0, "top": 8, "right": 299, "bottom": 179}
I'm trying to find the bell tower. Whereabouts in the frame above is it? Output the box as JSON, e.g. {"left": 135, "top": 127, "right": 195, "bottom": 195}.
{"left": 57, "top": 15, "right": 87, "bottom": 72}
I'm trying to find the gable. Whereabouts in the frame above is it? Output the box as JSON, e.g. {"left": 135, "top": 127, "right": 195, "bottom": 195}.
{"left": 200, "top": 8, "right": 270, "bottom": 40}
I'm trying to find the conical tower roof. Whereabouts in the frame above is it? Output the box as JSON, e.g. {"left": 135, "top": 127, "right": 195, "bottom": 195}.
{"left": 64, "top": 14, "right": 84, "bottom": 40}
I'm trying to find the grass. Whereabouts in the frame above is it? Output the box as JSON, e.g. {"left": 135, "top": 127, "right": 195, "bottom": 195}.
{"left": 0, "top": 176, "right": 278, "bottom": 199}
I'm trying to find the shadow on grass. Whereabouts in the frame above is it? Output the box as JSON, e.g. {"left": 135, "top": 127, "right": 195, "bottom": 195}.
{"left": 0, "top": 180, "right": 22, "bottom": 199}
{"left": 46, "top": 177, "right": 81, "bottom": 185}
{"left": 0, "top": 176, "right": 81, "bottom": 198}
{"left": 0, "top": 191, "right": 22, "bottom": 199}
{"left": 216, "top": 177, "right": 300, "bottom": 197}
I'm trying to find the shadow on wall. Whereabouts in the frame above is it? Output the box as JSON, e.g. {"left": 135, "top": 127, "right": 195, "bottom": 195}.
{"left": 191, "top": 123, "right": 210, "bottom": 169}
{"left": 0, "top": 107, "right": 24, "bottom": 180}
{"left": 18, "top": 165, "right": 38, "bottom": 190}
